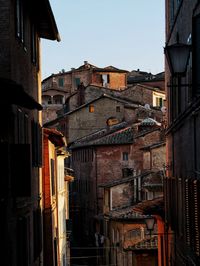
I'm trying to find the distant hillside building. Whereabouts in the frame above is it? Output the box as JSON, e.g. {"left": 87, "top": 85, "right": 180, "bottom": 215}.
{"left": 42, "top": 62, "right": 128, "bottom": 123}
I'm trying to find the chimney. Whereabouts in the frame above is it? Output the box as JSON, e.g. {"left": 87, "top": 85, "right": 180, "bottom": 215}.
{"left": 84, "top": 61, "right": 88, "bottom": 65}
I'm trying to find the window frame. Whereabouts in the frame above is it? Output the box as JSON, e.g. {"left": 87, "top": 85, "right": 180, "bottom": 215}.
{"left": 89, "top": 104, "right": 94, "bottom": 113}
{"left": 122, "top": 152, "right": 129, "bottom": 161}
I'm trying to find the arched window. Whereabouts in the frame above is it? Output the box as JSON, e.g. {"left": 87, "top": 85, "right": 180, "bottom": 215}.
{"left": 42, "top": 95, "right": 51, "bottom": 105}
{"left": 53, "top": 95, "right": 64, "bottom": 104}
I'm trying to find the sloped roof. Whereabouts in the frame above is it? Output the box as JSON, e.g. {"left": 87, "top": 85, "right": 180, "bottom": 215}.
{"left": 71, "top": 126, "right": 133, "bottom": 148}
{"left": 140, "top": 117, "right": 161, "bottom": 126}
{"left": 44, "top": 93, "right": 139, "bottom": 128}
{"left": 76, "top": 62, "right": 97, "bottom": 70}
{"left": 133, "top": 196, "right": 164, "bottom": 218}
{"left": 33, "top": 0, "right": 60, "bottom": 41}
{"left": 105, "top": 206, "right": 147, "bottom": 220}
{"left": 43, "top": 128, "right": 66, "bottom": 147}
{"left": 91, "top": 127, "right": 133, "bottom": 145}
{"left": 71, "top": 121, "right": 129, "bottom": 146}
{"left": 141, "top": 141, "right": 165, "bottom": 151}
{"left": 75, "top": 63, "right": 128, "bottom": 73}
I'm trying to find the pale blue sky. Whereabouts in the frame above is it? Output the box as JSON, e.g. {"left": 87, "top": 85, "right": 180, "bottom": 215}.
{"left": 41, "top": 0, "right": 165, "bottom": 79}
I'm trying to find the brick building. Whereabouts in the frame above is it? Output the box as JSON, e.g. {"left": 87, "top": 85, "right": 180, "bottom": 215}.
{"left": 100, "top": 138, "right": 165, "bottom": 266}
{"left": 44, "top": 88, "right": 165, "bottom": 145}
{"left": 69, "top": 118, "right": 165, "bottom": 264}
{"left": 65, "top": 80, "right": 165, "bottom": 113}
{"left": 127, "top": 70, "right": 165, "bottom": 90}
{"left": 164, "top": 0, "right": 200, "bottom": 265}
{"left": 102, "top": 188, "right": 158, "bottom": 266}
{"left": 0, "top": 0, "right": 59, "bottom": 265}
{"left": 42, "top": 62, "right": 128, "bottom": 123}
{"left": 43, "top": 128, "right": 71, "bottom": 266}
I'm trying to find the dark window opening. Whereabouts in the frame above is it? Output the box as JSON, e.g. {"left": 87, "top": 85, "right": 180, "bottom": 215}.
{"left": 122, "top": 168, "right": 133, "bottom": 178}
{"left": 15, "top": 0, "right": 25, "bottom": 44}
{"left": 101, "top": 74, "right": 110, "bottom": 87}
{"left": 31, "top": 23, "right": 37, "bottom": 64}
{"left": 123, "top": 152, "right": 129, "bottom": 161}
{"left": 59, "top": 78, "right": 64, "bottom": 87}
{"left": 116, "top": 106, "right": 120, "bottom": 112}
{"left": 75, "top": 78, "right": 81, "bottom": 88}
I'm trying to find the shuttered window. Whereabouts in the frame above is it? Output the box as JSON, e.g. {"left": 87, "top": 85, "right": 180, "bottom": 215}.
{"left": 32, "top": 121, "right": 42, "bottom": 167}
{"left": 10, "top": 144, "right": 31, "bottom": 197}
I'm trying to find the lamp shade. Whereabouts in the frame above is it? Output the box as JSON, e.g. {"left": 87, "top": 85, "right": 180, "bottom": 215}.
{"left": 165, "top": 43, "right": 191, "bottom": 76}
{"left": 145, "top": 216, "right": 155, "bottom": 231}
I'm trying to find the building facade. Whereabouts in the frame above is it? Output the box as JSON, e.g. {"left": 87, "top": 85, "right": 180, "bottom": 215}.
{"left": 0, "top": 0, "right": 59, "bottom": 265}
{"left": 69, "top": 118, "right": 165, "bottom": 265}
{"left": 165, "top": 0, "right": 200, "bottom": 265}
{"left": 42, "top": 62, "right": 128, "bottom": 124}
{"left": 43, "top": 128, "right": 71, "bottom": 266}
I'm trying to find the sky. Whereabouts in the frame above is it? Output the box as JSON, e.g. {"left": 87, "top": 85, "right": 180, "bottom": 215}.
{"left": 41, "top": 0, "right": 165, "bottom": 80}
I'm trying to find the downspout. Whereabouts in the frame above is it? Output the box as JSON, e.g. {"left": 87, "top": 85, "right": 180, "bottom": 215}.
{"left": 95, "top": 147, "right": 98, "bottom": 215}
{"left": 55, "top": 148, "right": 60, "bottom": 266}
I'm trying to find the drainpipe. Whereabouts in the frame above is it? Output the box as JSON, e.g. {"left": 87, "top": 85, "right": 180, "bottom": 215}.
{"left": 95, "top": 148, "right": 98, "bottom": 214}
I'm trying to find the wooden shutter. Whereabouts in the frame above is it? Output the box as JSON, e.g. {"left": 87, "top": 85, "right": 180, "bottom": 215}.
{"left": 10, "top": 144, "right": 31, "bottom": 197}
{"left": 0, "top": 143, "right": 9, "bottom": 198}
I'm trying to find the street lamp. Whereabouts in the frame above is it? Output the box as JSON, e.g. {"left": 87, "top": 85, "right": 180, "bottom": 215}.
{"left": 145, "top": 216, "right": 155, "bottom": 238}
{"left": 164, "top": 43, "right": 191, "bottom": 76}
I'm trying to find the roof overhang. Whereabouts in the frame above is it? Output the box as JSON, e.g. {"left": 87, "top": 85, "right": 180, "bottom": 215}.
{"left": 43, "top": 128, "right": 66, "bottom": 147}
{"left": 31, "top": 0, "right": 60, "bottom": 41}
{"left": 1, "top": 78, "right": 42, "bottom": 110}
{"left": 133, "top": 197, "right": 164, "bottom": 219}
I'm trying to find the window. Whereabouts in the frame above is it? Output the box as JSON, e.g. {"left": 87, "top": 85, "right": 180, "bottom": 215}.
{"left": 116, "top": 106, "right": 120, "bottom": 112}
{"left": 15, "top": 0, "right": 25, "bottom": 44}
{"left": 75, "top": 78, "right": 81, "bottom": 87}
{"left": 101, "top": 74, "right": 110, "bottom": 87}
{"left": 31, "top": 24, "right": 37, "bottom": 64}
{"left": 31, "top": 121, "right": 42, "bottom": 167}
{"left": 171, "top": 77, "right": 181, "bottom": 120}
{"left": 89, "top": 104, "right": 94, "bottom": 113}
{"left": 155, "top": 97, "right": 163, "bottom": 107}
{"left": 153, "top": 92, "right": 165, "bottom": 107}
{"left": 122, "top": 168, "right": 133, "bottom": 178}
{"left": 59, "top": 78, "right": 64, "bottom": 87}
{"left": 123, "top": 152, "right": 129, "bottom": 161}
{"left": 48, "top": 97, "right": 52, "bottom": 104}
{"left": 54, "top": 95, "right": 63, "bottom": 104}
